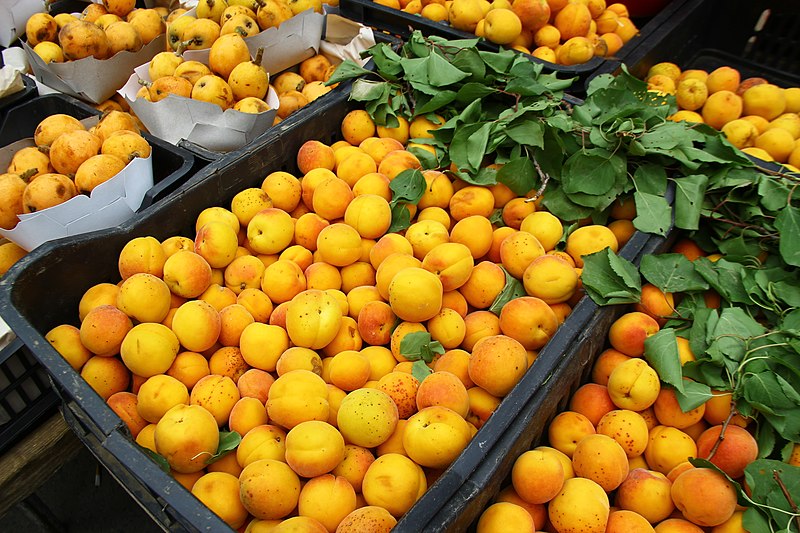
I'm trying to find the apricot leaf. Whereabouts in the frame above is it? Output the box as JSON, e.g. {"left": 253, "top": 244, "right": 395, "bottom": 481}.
{"left": 400, "top": 332, "right": 444, "bottom": 364}
{"left": 489, "top": 266, "right": 526, "bottom": 316}
{"left": 643, "top": 329, "right": 684, "bottom": 392}
{"left": 580, "top": 248, "right": 641, "bottom": 306}
{"left": 640, "top": 253, "right": 709, "bottom": 293}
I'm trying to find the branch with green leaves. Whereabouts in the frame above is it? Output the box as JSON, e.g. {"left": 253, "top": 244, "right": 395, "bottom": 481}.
{"left": 582, "top": 247, "right": 800, "bottom": 532}
{"left": 328, "top": 31, "right": 773, "bottom": 243}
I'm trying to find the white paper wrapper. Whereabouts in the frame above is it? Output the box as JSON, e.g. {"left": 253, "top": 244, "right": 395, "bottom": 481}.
{"left": 0, "top": 0, "right": 46, "bottom": 48}
{"left": 0, "top": 123, "right": 155, "bottom": 251}
{"left": 119, "top": 10, "right": 373, "bottom": 153}
{"left": 23, "top": 33, "right": 165, "bottom": 104}
{"left": 0, "top": 66, "right": 25, "bottom": 99}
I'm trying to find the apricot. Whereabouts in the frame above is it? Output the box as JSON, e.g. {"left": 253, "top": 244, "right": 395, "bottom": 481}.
{"left": 236, "top": 424, "right": 287, "bottom": 467}
{"left": 644, "top": 425, "right": 698, "bottom": 475}
{"left": 671, "top": 467, "right": 738, "bottom": 527}
{"left": 548, "top": 477, "right": 609, "bottom": 533}
{"left": 266, "top": 369, "right": 329, "bottom": 430}
{"left": 361, "top": 453, "right": 426, "bottom": 517}
{"left": 337, "top": 388, "right": 399, "bottom": 448}
{"left": 192, "top": 471, "right": 249, "bottom": 529}
{"left": 572, "top": 433, "right": 629, "bottom": 491}
{"left": 154, "top": 403, "right": 219, "bottom": 474}
{"left": 695, "top": 424, "right": 758, "bottom": 479}
{"left": 511, "top": 448, "right": 564, "bottom": 504}
{"left": 404, "top": 405, "right": 472, "bottom": 468}
{"left": 239, "top": 459, "right": 301, "bottom": 520}
{"left": 547, "top": 410, "right": 596, "bottom": 457}
{"left": 477, "top": 501, "right": 536, "bottom": 533}
{"left": 468, "top": 334, "right": 529, "bottom": 397}
{"left": 284, "top": 420, "right": 345, "bottom": 478}
{"left": 595, "top": 409, "right": 649, "bottom": 458}
{"left": 607, "top": 357, "right": 661, "bottom": 411}
{"left": 336, "top": 506, "right": 397, "bottom": 533}
{"left": 615, "top": 468, "right": 674, "bottom": 523}
{"left": 297, "top": 474, "right": 357, "bottom": 532}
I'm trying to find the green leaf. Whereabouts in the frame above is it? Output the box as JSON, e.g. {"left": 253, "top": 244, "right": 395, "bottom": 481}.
{"left": 412, "top": 360, "right": 433, "bottom": 383}
{"left": 448, "top": 122, "right": 486, "bottom": 172}
{"left": 206, "top": 431, "right": 242, "bottom": 464}
{"left": 640, "top": 253, "right": 709, "bottom": 293}
{"left": 744, "top": 459, "right": 800, "bottom": 531}
{"left": 407, "top": 145, "right": 439, "bottom": 170}
{"left": 631, "top": 163, "right": 668, "bottom": 196}
{"left": 757, "top": 173, "right": 793, "bottom": 211}
{"left": 561, "top": 150, "right": 625, "bottom": 196}
{"left": 350, "top": 79, "right": 389, "bottom": 102}
{"left": 465, "top": 122, "right": 492, "bottom": 170}
{"left": 581, "top": 248, "right": 642, "bottom": 306}
{"left": 400, "top": 331, "right": 445, "bottom": 363}
{"left": 368, "top": 44, "right": 404, "bottom": 78}
{"left": 775, "top": 206, "right": 800, "bottom": 266}
{"left": 451, "top": 167, "right": 498, "bottom": 187}
{"left": 644, "top": 329, "right": 684, "bottom": 392}
{"left": 454, "top": 82, "right": 496, "bottom": 103}
{"left": 674, "top": 380, "right": 713, "bottom": 412}
{"left": 427, "top": 52, "right": 470, "bottom": 87}
{"left": 325, "top": 60, "right": 372, "bottom": 85}
{"left": 389, "top": 168, "right": 426, "bottom": 206}
{"left": 496, "top": 158, "right": 536, "bottom": 196}
{"left": 633, "top": 191, "right": 672, "bottom": 237}
{"left": 674, "top": 174, "right": 708, "bottom": 231}
{"left": 693, "top": 258, "right": 751, "bottom": 305}
{"left": 415, "top": 90, "right": 458, "bottom": 115}
{"left": 388, "top": 203, "right": 412, "bottom": 233}
{"left": 489, "top": 266, "right": 526, "bottom": 316}
{"left": 505, "top": 120, "right": 544, "bottom": 148}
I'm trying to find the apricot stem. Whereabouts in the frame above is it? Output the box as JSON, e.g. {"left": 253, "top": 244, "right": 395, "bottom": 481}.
{"left": 254, "top": 47, "right": 264, "bottom": 66}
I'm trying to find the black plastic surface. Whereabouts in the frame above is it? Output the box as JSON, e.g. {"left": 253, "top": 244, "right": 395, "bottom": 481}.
{"left": 0, "top": 74, "right": 38, "bottom": 124}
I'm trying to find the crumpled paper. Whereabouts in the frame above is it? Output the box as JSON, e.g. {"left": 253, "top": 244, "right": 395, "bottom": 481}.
{"left": 0, "top": 65, "right": 25, "bottom": 99}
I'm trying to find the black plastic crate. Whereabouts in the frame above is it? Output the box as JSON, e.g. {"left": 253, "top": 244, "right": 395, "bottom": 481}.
{"left": 0, "top": 85, "right": 663, "bottom": 531}
{"left": 338, "top": 0, "right": 690, "bottom": 96}
{"left": 424, "top": 231, "right": 678, "bottom": 532}
{"left": 591, "top": 0, "right": 800, "bottom": 87}
{"left": 0, "top": 337, "right": 60, "bottom": 456}
{"left": 0, "top": 74, "right": 37, "bottom": 125}
{"left": 0, "top": 93, "right": 196, "bottom": 210}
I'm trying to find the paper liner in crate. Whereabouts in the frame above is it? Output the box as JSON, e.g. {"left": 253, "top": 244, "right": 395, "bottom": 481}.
{"left": 22, "top": 32, "right": 165, "bottom": 104}
{"left": 0, "top": 136, "right": 154, "bottom": 252}
{"left": 0, "top": 0, "right": 46, "bottom": 48}
{"left": 119, "top": 11, "right": 374, "bottom": 153}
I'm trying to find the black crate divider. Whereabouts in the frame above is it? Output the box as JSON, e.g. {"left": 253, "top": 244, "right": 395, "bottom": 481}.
{"left": 1, "top": 83, "right": 666, "bottom": 531}
{"left": 0, "top": 337, "right": 60, "bottom": 456}
{"left": 420, "top": 231, "right": 679, "bottom": 532}
{"left": 338, "top": 0, "right": 692, "bottom": 96}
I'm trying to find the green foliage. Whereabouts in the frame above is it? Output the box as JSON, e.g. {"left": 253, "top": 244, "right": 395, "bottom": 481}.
{"left": 399, "top": 331, "right": 445, "bottom": 383}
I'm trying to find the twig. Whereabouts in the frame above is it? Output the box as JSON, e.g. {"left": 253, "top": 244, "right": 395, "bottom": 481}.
{"left": 772, "top": 470, "right": 800, "bottom": 532}
{"left": 706, "top": 408, "right": 736, "bottom": 461}
{"left": 525, "top": 158, "right": 550, "bottom": 203}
